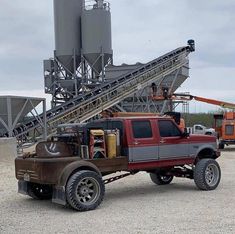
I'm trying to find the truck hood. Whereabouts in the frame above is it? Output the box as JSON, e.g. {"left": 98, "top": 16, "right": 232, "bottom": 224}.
{"left": 205, "top": 128, "right": 215, "bottom": 132}
{"left": 188, "top": 134, "right": 216, "bottom": 142}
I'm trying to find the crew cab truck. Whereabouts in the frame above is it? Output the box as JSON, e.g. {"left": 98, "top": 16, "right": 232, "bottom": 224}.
{"left": 15, "top": 116, "right": 221, "bottom": 211}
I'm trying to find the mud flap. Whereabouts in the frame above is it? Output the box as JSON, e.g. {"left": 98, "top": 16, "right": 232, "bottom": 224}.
{"left": 18, "top": 180, "right": 29, "bottom": 195}
{"left": 52, "top": 186, "right": 67, "bottom": 206}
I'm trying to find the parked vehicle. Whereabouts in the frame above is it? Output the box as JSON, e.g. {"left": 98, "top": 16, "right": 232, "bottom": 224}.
{"left": 15, "top": 116, "right": 221, "bottom": 211}
{"left": 187, "top": 124, "right": 215, "bottom": 135}
{"left": 214, "top": 112, "right": 235, "bottom": 149}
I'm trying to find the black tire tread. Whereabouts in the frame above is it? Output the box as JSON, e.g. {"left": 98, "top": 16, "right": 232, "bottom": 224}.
{"left": 218, "top": 143, "right": 224, "bottom": 149}
{"left": 150, "top": 173, "right": 173, "bottom": 185}
{"left": 66, "top": 170, "right": 105, "bottom": 211}
{"left": 194, "top": 159, "right": 221, "bottom": 191}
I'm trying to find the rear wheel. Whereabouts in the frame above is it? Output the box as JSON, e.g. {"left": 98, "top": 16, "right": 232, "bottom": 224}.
{"left": 66, "top": 170, "right": 105, "bottom": 211}
{"left": 218, "top": 143, "right": 224, "bottom": 149}
{"left": 28, "top": 183, "right": 52, "bottom": 200}
{"left": 194, "top": 159, "right": 221, "bottom": 190}
{"left": 150, "top": 173, "right": 173, "bottom": 185}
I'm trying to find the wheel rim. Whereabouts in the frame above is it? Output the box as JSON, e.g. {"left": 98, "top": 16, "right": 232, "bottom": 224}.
{"left": 205, "top": 164, "right": 220, "bottom": 187}
{"left": 76, "top": 177, "right": 100, "bottom": 205}
{"left": 160, "top": 175, "right": 172, "bottom": 182}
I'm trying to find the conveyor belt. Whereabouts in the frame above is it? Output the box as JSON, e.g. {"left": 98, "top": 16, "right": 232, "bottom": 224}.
{"left": 12, "top": 45, "right": 193, "bottom": 138}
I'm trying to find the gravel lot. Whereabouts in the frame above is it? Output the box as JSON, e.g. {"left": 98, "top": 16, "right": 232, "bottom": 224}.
{"left": 0, "top": 148, "right": 235, "bottom": 234}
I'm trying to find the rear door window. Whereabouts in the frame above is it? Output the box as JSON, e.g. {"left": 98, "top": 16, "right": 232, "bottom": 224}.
{"left": 158, "top": 120, "right": 181, "bottom": 137}
{"left": 132, "top": 120, "right": 152, "bottom": 138}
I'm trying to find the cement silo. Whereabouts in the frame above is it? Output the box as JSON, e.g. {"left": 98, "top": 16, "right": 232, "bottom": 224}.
{"left": 54, "top": 0, "right": 83, "bottom": 73}
{"left": 82, "top": 0, "right": 113, "bottom": 76}
{"left": 45, "top": 0, "right": 113, "bottom": 106}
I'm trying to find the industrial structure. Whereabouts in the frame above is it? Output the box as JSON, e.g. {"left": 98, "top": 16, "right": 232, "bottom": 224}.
{"left": 44, "top": 0, "right": 113, "bottom": 107}
{"left": 0, "top": 0, "right": 195, "bottom": 142}
{"left": 44, "top": 0, "right": 192, "bottom": 112}
{"left": 0, "top": 96, "right": 47, "bottom": 140}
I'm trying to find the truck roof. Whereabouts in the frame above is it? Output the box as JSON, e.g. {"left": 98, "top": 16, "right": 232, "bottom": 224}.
{"left": 58, "top": 123, "right": 86, "bottom": 127}
{"left": 101, "top": 116, "right": 172, "bottom": 121}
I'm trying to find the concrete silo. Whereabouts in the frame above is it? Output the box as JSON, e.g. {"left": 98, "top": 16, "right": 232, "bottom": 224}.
{"left": 54, "top": 0, "right": 83, "bottom": 73}
{"left": 45, "top": 0, "right": 84, "bottom": 106}
{"left": 82, "top": 0, "right": 113, "bottom": 78}
{"left": 44, "top": 0, "right": 113, "bottom": 106}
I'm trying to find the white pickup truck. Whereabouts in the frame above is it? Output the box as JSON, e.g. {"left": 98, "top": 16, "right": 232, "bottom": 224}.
{"left": 187, "top": 124, "right": 215, "bottom": 135}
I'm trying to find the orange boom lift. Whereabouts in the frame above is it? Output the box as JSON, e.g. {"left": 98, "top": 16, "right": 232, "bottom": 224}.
{"left": 153, "top": 92, "right": 235, "bottom": 149}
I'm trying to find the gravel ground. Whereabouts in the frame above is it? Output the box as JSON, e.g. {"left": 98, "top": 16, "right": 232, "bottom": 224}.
{"left": 0, "top": 148, "right": 235, "bottom": 234}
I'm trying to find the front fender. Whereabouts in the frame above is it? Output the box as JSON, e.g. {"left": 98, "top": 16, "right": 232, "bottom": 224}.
{"left": 195, "top": 143, "right": 216, "bottom": 156}
{"left": 195, "top": 143, "right": 219, "bottom": 161}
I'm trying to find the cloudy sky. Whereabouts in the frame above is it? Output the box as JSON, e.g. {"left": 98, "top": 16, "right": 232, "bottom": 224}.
{"left": 0, "top": 0, "right": 234, "bottom": 112}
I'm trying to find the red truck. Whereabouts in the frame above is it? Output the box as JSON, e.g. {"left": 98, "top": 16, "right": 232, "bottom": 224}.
{"left": 15, "top": 116, "right": 221, "bottom": 211}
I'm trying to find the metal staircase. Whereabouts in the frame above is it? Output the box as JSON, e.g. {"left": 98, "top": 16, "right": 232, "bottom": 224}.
{"left": 11, "top": 44, "right": 194, "bottom": 139}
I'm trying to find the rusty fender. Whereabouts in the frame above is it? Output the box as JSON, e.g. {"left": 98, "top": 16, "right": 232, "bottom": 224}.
{"left": 57, "top": 161, "right": 102, "bottom": 187}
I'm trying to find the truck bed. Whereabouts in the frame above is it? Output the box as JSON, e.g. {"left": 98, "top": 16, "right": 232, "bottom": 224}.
{"left": 15, "top": 156, "right": 128, "bottom": 184}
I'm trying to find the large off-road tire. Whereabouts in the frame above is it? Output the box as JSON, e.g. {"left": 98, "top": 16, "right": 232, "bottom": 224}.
{"left": 27, "top": 183, "right": 53, "bottom": 200}
{"left": 66, "top": 170, "right": 105, "bottom": 211}
{"left": 150, "top": 173, "right": 173, "bottom": 185}
{"left": 194, "top": 159, "right": 221, "bottom": 190}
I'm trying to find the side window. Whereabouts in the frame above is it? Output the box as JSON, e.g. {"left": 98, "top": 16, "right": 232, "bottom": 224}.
{"left": 225, "top": 125, "right": 234, "bottom": 135}
{"left": 158, "top": 120, "right": 181, "bottom": 137}
{"left": 132, "top": 121, "right": 152, "bottom": 138}
{"left": 195, "top": 125, "right": 203, "bottom": 130}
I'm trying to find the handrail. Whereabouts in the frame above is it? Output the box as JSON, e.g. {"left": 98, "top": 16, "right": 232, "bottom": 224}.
{"left": 84, "top": 0, "right": 110, "bottom": 11}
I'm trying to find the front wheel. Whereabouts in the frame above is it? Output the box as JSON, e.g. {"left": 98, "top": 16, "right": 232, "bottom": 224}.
{"left": 150, "top": 173, "right": 173, "bottom": 185}
{"left": 66, "top": 170, "right": 105, "bottom": 211}
{"left": 194, "top": 159, "right": 221, "bottom": 190}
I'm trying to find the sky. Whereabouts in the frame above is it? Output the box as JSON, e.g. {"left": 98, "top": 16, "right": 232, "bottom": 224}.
{"left": 0, "top": 0, "right": 234, "bottom": 112}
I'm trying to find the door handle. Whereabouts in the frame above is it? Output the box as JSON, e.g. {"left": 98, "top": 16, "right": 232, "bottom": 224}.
{"left": 134, "top": 141, "right": 139, "bottom": 145}
{"left": 160, "top": 140, "right": 166, "bottom": 144}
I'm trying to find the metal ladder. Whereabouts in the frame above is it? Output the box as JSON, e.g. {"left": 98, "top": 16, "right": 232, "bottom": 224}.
{"left": 12, "top": 45, "right": 193, "bottom": 138}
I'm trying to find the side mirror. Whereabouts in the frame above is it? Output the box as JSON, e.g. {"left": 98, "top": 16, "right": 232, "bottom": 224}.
{"left": 182, "top": 128, "right": 190, "bottom": 138}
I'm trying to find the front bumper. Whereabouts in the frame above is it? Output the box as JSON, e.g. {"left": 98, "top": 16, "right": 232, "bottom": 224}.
{"left": 221, "top": 140, "right": 235, "bottom": 145}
